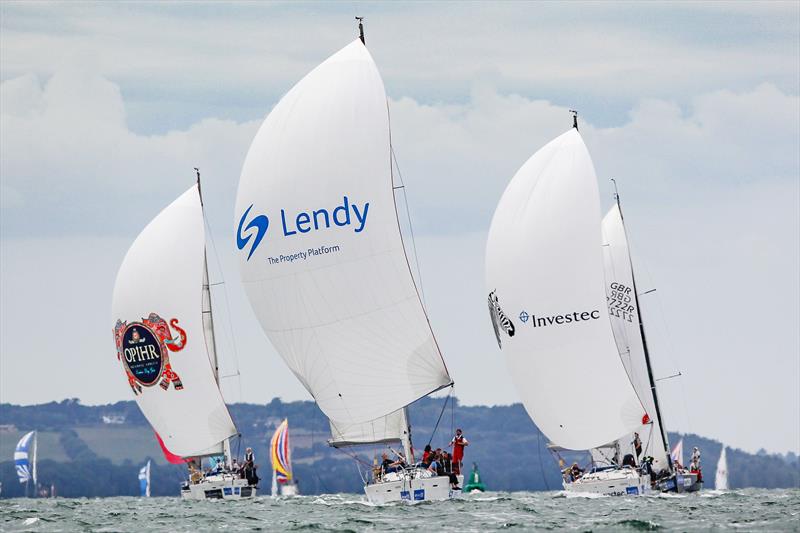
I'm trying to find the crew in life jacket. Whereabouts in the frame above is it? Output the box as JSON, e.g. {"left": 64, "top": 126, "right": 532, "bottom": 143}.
{"left": 449, "top": 429, "right": 470, "bottom": 475}
{"left": 243, "top": 447, "right": 259, "bottom": 486}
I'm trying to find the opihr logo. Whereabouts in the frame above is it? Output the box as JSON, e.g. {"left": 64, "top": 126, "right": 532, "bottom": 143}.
{"left": 487, "top": 290, "right": 515, "bottom": 348}
{"left": 113, "top": 313, "right": 186, "bottom": 395}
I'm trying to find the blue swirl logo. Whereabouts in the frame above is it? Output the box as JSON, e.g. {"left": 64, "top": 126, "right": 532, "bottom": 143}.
{"left": 237, "top": 205, "right": 269, "bottom": 261}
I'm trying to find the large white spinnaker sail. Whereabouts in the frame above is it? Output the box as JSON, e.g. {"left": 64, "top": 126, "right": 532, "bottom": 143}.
{"left": 715, "top": 445, "right": 729, "bottom": 490}
{"left": 112, "top": 185, "right": 237, "bottom": 457}
{"left": 485, "top": 128, "right": 645, "bottom": 451}
{"left": 602, "top": 203, "right": 671, "bottom": 471}
{"left": 235, "top": 40, "right": 452, "bottom": 427}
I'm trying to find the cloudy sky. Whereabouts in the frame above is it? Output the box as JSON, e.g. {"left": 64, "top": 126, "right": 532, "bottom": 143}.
{"left": 1, "top": 2, "right": 798, "bottom": 455}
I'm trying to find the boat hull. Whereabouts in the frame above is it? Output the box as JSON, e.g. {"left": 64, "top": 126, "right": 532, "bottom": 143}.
{"left": 657, "top": 472, "right": 702, "bottom": 493}
{"left": 180, "top": 476, "right": 257, "bottom": 500}
{"left": 365, "top": 472, "right": 463, "bottom": 504}
{"left": 564, "top": 468, "right": 652, "bottom": 496}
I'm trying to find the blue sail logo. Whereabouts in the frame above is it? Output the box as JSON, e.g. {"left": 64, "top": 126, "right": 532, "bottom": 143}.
{"left": 237, "top": 204, "right": 269, "bottom": 261}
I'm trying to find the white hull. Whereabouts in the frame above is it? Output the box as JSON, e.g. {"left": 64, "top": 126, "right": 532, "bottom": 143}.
{"left": 365, "top": 470, "right": 463, "bottom": 504}
{"left": 564, "top": 468, "right": 652, "bottom": 497}
{"left": 180, "top": 475, "right": 256, "bottom": 500}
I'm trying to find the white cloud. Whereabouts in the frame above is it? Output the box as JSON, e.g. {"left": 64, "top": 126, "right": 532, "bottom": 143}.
{"left": 1, "top": 68, "right": 797, "bottom": 454}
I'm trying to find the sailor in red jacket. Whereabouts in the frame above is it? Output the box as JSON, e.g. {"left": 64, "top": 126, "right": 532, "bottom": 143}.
{"left": 449, "top": 428, "right": 469, "bottom": 475}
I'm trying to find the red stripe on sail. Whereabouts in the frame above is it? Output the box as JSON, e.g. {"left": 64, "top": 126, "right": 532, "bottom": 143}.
{"left": 154, "top": 431, "right": 189, "bottom": 464}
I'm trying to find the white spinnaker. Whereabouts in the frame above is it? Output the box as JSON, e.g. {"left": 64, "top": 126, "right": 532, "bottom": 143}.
{"left": 112, "top": 185, "right": 236, "bottom": 457}
{"left": 485, "top": 129, "right": 644, "bottom": 451}
{"left": 602, "top": 204, "right": 671, "bottom": 471}
{"left": 236, "top": 40, "right": 451, "bottom": 426}
{"left": 329, "top": 409, "right": 408, "bottom": 448}
{"left": 715, "top": 446, "right": 729, "bottom": 490}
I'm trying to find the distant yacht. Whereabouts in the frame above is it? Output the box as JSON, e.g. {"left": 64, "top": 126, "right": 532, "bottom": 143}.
{"left": 112, "top": 174, "right": 256, "bottom": 500}
{"left": 270, "top": 419, "right": 298, "bottom": 496}
{"left": 715, "top": 445, "right": 729, "bottom": 490}
{"left": 14, "top": 431, "right": 37, "bottom": 497}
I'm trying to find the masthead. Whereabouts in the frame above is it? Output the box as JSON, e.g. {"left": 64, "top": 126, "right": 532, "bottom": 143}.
{"left": 570, "top": 109, "right": 578, "bottom": 130}
{"left": 356, "top": 16, "right": 365, "bottom": 44}
{"left": 194, "top": 167, "right": 203, "bottom": 205}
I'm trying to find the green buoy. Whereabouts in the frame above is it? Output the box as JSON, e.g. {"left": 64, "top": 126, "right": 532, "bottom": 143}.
{"left": 462, "top": 462, "right": 487, "bottom": 493}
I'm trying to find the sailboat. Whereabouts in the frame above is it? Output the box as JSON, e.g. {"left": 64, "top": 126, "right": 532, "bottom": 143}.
{"left": 14, "top": 431, "right": 37, "bottom": 497}
{"left": 235, "top": 21, "right": 460, "bottom": 504}
{"left": 139, "top": 460, "right": 151, "bottom": 497}
{"left": 486, "top": 117, "right": 695, "bottom": 496}
{"left": 111, "top": 176, "right": 256, "bottom": 500}
{"left": 270, "top": 419, "right": 298, "bottom": 496}
{"left": 715, "top": 445, "right": 729, "bottom": 490}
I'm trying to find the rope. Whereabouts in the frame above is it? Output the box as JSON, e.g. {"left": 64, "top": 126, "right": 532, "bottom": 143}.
{"left": 310, "top": 402, "right": 331, "bottom": 494}
{"left": 391, "top": 145, "right": 427, "bottom": 308}
{"left": 426, "top": 387, "right": 453, "bottom": 448}
{"left": 537, "top": 431, "right": 550, "bottom": 490}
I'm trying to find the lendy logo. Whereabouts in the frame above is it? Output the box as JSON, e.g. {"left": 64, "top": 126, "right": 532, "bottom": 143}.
{"left": 237, "top": 205, "right": 269, "bottom": 261}
{"left": 236, "top": 196, "right": 369, "bottom": 261}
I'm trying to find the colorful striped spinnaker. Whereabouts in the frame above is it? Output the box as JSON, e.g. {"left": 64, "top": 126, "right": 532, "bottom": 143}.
{"left": 270, "top": 419, "right": 292, "bottom": 482}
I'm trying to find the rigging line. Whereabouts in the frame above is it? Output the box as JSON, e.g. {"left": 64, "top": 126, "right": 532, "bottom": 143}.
{"left": 391, "top": 144, "right": 427, "bottom": 308}
{"left": 202, "top": 213, "right": 244, "bottom": 403}
{"left": 426, "top": 386, "right": 453, "bottom": 447}
{"left": 635, "top": 245, "right": 692, "bottom": 435}
{"left": 311, "top": 401, "right": 331, "bottom": 494}
{"left": 537, "top": 430, "right": 550, "bottom": 491}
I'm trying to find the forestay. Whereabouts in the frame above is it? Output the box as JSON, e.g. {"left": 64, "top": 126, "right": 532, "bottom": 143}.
{"left": 235, "top": 40, "right": 451, "bottom": 426}
{"left": 112, "top": 185, "right": 237, "bottom": 457}
{"left": 602, "top": 204, "right": 670, "bottom": 470}
{"left": 485, "top": 129, "right": 644, "bottom": 451}
{"left": 328, "top": 409, "right": 408, "bottom": 448}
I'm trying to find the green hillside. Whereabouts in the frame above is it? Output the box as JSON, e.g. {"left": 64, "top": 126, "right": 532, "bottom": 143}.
{"left": 0, "top": 398, "right": 797, "bottom": 498}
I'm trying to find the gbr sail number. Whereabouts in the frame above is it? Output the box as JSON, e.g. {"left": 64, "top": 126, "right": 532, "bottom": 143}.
{"left": 608, "top": 282, "right": 635, "bottom": 323}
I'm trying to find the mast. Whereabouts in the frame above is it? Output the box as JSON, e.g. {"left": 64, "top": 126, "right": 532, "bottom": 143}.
{"left": 196, "top": 168, "right": 220, "bottom": 381}
{"left": 196, "top": 167, "right": 232, "bottom": 467}
{"left": 570, "top": 109, "right": 579, "bottom": 130}
{"left": 612, "top": 181, "right": 673, "bottom": 471}
{"left": 401, "top": 407, "right": 414, "bottom": 464}
{"left": 32, "top": 432, "right": 37, "bottom": 497}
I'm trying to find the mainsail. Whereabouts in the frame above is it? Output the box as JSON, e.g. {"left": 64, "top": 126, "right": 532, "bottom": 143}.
{"left": 235, "top": 39, "right": 452, "bottom": 432}
{"left": 112, "top": 185, "right": 237, "bottom": 457}
{"left": 485, "top": 128, "right": 645, "bottom": 451}
{"left": 14, "top": 431, "right": 36, "bottom": 485}
{"left": 671, "top": 438, "right": 684, "bottom": 466}
{"left": 715, "top": 446, "right": 729, "bottom": 490}
{"left": 602, "top": 203, "right": 671, "bottom": 471}
{"left": 328, "top": 408, "right": 409, "bottom": 449}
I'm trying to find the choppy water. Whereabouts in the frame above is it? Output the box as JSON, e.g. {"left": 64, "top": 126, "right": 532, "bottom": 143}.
{"left": 1, "top": 489, "right": 798, "bottom": 532}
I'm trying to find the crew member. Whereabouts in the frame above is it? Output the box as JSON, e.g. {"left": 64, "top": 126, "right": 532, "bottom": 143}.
{"left": 449, "top": 428, "right": 469, "bottom": 475}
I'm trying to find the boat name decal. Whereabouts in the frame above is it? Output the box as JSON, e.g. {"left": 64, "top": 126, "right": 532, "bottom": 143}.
{"left": 487, "top": 290, "right": 515, "bottom": 348}
{"left": 237, "top": 196, "right": 369, "bottom": 261}
{"left": 113, "top": 313, "right": 186, "bottom": 395}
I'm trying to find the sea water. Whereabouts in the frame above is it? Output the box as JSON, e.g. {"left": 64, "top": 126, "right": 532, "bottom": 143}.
{"left": 1, "top": 489, "right": 797, "bottom": 532}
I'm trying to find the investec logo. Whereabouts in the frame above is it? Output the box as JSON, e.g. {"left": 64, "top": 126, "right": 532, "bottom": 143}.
{"left": 237, "top": 196, "right": 369, "bottom": 261}
{"left": 518, "top": 309, "right": 601, "bottom": 327}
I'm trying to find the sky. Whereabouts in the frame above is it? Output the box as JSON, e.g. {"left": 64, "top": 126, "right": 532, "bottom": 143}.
{"left": 1, "top": 1, "right": 798, "bottom": 455}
